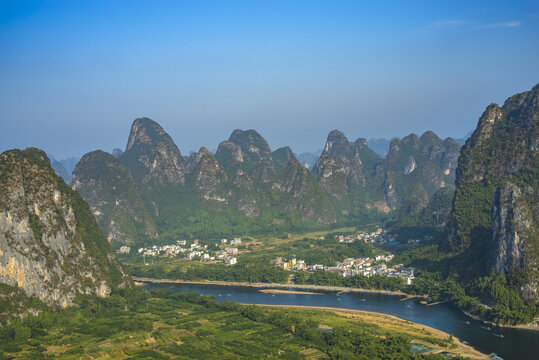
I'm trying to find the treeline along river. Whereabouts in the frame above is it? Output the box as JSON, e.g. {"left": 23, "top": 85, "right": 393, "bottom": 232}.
{"left": 143, "top": 282, "right": 539, "bottom": 360}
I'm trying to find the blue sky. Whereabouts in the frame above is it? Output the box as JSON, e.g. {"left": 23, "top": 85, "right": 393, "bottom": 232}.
{"left": 1, "top": 0, "right": 538, "bottom": 158}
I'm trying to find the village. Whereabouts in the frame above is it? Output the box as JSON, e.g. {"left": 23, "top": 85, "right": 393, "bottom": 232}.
{"left": 336, "top": 228, "right": 433, "bottom": 245}
{"left": 119, "top": 228, "right": 417, "bottom": 284}
{"left": 275, "top": 254, "right": 416, "bottom": 285}
{"left": 118, "top": 237, "right": 244, "bottom": 265}
{"left": 336, "top": 227, "right": 399, "bottom": 244}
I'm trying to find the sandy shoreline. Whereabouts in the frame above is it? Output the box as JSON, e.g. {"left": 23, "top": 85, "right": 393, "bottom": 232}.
{"left": 259, "top": 289, "right": 323, "bottom": 295}
{"left": 132, "top": 276, "right": 407, "bottom": 296}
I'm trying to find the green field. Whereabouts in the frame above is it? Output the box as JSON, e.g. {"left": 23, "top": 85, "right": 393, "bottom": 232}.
{"left": 0, "top": 287, "right": 479, "bottom": 359}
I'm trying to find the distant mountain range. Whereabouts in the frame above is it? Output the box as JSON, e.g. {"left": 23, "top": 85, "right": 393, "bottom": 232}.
{"left": 48, "top": 155, "right": 80, "bottom": 184}
{"left": 68, "top": 118, "right": 461, "bottom": 245}
{"left": 1, "top": 84, "right": 536, "bottom": 313}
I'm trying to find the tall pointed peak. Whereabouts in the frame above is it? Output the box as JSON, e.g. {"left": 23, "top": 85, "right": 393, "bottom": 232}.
{"left": 126, "top": 117, "right": 180, "bottom": 155}
{"left": 323, "top": 130, "right": 351, "bottom": 155}
{"left": 121, "top": 117, "right": 185, "bottom": 185}
{"left": 272, "top": 146, "right": 298, "bottom": 173}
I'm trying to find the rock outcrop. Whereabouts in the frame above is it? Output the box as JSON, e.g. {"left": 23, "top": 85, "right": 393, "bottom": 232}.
{"left": 447, "top": 84, "right": 539, "bottom": 252}
{"left": 377, "top": 131, "right": 459, "bottom": 210}
{"left": 273, "top": 159, "right": 336, "bottom": 224}
{"left": 445, "top": 83, "right": 538, "bottom": 302}
{"left": 121, "top": 117, "right": 186, "bottom": 186}
{"left": 315, "top": 130, "right": 378, "bottom": 199}
{"left": 272, "top": 146, "right": 296, "bottom": 174}
{"left": 190, "top": 147, "right": 228, "bottom": 202}
{"left": 0, "top": 148, "right": 129, "bottom": 307}
{"left": 490, "top": 183, "right": 538, "bottom": 301}
{"left": 72, "top": 150, "right": 158, "bottom": 245}
{"left": 226, "top": 129, "right": 276, "bottom": 183}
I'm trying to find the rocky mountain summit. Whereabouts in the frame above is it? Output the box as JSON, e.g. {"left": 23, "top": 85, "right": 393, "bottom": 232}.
{"left": 121, "top": 117, "right": 187, "bottom": 186}
{"left": 314, "top": 130, "right": 376, "bottom": 199}
{"left": 0, "top": 148, "right": 129, "bottom": 307}
{"left": 445, "top": 83, "right": 538, "bottom": 302}
{"left": 273, "top": 158, "right": 336, "bottom": 224}
{"left": 378, "top": 131, "right": 460, "bottom": 210}
{"left": 272, "top": 146, "right": 297, "bottom": 174}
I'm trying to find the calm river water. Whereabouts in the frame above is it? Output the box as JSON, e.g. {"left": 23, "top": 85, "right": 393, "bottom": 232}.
{"left": 144, "top": 282, "right": 538, "bottom": 360}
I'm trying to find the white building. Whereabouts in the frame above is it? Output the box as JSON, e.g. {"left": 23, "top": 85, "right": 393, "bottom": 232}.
{"left": 117, "top": 246, "right": 130, "bottom": 254}
{"left": 230, "top": 238, "right": 242, "bottom": 245}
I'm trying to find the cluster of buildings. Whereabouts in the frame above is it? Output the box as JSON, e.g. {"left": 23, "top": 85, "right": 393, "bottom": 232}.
{"left": 275, "top": 257, "right": 306, "bottom": 271}
{"left": 136, "top": 240, "right": 217, "bottom": 262}
{"left": 337, "top": 228, "right": 398, "bottom": 244}
{"left": 117, "top": 245, "right": 131, "bottom": 254}
{"left": 220, "top": 237, "right": 242, "bottom": 246}
{"left": 215, "top": 247, "right": 239, "bottom": 265}
{"left": 134, "top": 238, "right": 242, "bottom": 266}
{"left": 275, "top": 254, "right": 415, "bottom": 285}
{"left": 407, "top": 235, "right": 434, "bottom": 244}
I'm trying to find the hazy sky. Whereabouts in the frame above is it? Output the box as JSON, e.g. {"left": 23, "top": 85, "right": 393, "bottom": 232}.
{"left": 1, "top": 0, "right": 538, "bottom": 159}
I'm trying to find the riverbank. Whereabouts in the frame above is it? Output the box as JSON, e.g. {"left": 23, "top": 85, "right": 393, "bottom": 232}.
{"left": 461, "top": 310, "right": 539, "bottom": 332}
{"left": 132, "top": 276, "right": 408, "bottom": 296}
{"left": 259, "top": 289, "right": 323, "bottom": 295}
{"left": 135, "top": 276, "right": 539, "bottom": 333}
{"left": 249, "top": 304, "right": 489, "bottom": 360}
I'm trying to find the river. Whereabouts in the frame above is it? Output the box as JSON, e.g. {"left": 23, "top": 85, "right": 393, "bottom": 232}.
{"left": 143, "top": 282, "right": 538, "bottom": 360}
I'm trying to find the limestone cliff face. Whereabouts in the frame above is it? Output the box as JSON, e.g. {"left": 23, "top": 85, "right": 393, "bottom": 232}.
{"left": 227, "top": 129, "right": 276, "bottom": 183}
{"left": 0, "top": 148, "right": 129, "bottom": 307}
{"left": 215, "top": 140, "right": 244, "bottom": 167}
{"left": 442, "top": 84, "right": 539, "bottom": 303}
{"left": 121, "top": 117, "right": 186, "bottom": 186}
{"left": 378, "top": 131, "right": 459, "bottom": 210}
{"left": 72, "top": 150, "right": 157, "bottom": 245}
{"left": 447, "top": 84, "right": 539, "bottom": 252}
{"left": 491, "top": 183, "right": 538, "bottom": 301}
{"left": 315, "top": 152, "right": 351, "bottom": 199}
{"left": 231, "top": 169, "right": 259, "bottom": 217}
{"left": 273, "top": 159, "right": 336, "bottom": 224}
{"left": 190, "top": 147, "right": 229, "bottom": 202}
{"left": 315, "top": 130, "right": 376, "bottom": 199}
{"left": 272, "top": 146, "right": 296, "bottom": 174}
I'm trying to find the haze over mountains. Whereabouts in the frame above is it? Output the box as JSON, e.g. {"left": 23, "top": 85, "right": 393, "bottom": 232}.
{"left": 0, "top": 83, "right": 537, "bottom": 327}
{"left": 70, "top": 83, "right": 539, "bottom": 303}
{"left": 70, "top": 118, "right": 461, "bottom": 246}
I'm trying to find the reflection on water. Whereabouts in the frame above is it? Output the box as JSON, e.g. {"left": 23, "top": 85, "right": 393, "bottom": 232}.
{"left": 144, "top": 282, "right": 538, "bottom": 360}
